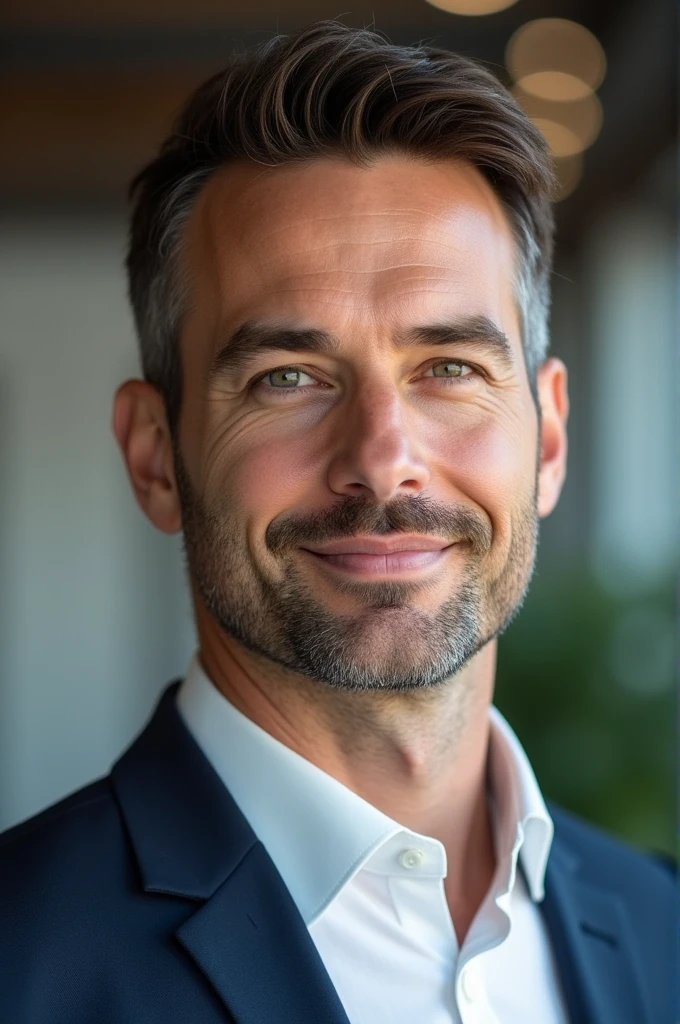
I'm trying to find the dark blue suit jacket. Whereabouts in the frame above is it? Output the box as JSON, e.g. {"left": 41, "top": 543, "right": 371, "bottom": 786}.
{"left": 1, "top": 681, "right": 677, "bottom": 1023}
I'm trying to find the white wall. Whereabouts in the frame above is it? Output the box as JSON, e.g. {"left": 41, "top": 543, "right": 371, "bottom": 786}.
{"left": 0, "top": 215, "right": 196, "bottom": 831}
{"left": 585, "top": 200, "right": 677, "bottom": 593}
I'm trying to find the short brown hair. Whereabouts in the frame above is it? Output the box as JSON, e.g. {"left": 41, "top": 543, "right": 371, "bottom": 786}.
{"left": 125, "top": 20, "right": 555, "bottom": 435}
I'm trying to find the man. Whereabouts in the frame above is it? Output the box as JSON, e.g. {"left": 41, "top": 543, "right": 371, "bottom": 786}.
{"left": 0, "top": 20, "right": 676, "bottom": 1024}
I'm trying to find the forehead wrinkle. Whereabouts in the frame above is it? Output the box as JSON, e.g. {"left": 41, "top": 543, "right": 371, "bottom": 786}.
{"left": 239, "top": 208, "right": 508, "bottom": 262}
{"left": 257, "top": 271, "right": 474, "bottom": 311}
{"left": 269, "top": 238, "right": 471, "bottom": 258}
{"left": 238, "top": 236, "right": 512, "bottom": 304}
{"left": 273, "top": 217, "right": 512, "bottom": 299}
{"left": 202, "top": 166, "right": 515, "bottom": 260}
{"left": 246, "top": 208, "right": 483, "bottom": 245}
{"left": 274, "top": 263, "right": 471, "bottom": 285}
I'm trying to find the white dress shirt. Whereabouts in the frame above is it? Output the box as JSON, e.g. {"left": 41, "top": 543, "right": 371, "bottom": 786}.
{"left": 176, "top": 651, "right": 569, "bottom": 1023}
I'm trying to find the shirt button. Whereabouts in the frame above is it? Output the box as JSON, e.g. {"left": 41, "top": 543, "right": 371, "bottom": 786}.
{"left": 460, "top": 968, "right": 480, "bottom": 1003}
{"left": 398, "top": 848, "right": 424, "bottom": 869}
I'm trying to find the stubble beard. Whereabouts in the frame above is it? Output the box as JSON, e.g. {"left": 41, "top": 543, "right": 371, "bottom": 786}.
{"left": 173, "top": 446, "right": 539, "bottom": 694}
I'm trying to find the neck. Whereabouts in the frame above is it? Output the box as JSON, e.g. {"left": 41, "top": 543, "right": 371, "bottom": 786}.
{"left": 196, "top": 612, "right": 498, "bottom": 943}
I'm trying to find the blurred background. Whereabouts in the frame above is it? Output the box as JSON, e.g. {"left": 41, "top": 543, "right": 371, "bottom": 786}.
{"left": 0, "top": 0, "right": 677, "bottom": 857}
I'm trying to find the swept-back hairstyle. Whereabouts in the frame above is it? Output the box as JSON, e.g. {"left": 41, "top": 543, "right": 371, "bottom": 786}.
{"left": 125, "top": 20, "right": 555, "bottom": 435}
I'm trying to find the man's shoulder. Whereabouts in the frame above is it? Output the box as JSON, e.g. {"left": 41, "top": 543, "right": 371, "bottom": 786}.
{"left": 1, "top": 777, "right": 117, "bottom": 852}
{"left": 548, "top": 800, "right": 677, "bottom": 896}
{"left": 0, "top": 776, "right": 127, "bottom": 906}
{"left": 0, "top": 764, "right": 220, "bottom": 1022}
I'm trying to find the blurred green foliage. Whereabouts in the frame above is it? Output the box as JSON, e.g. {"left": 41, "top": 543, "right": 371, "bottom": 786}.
{"left": 494, "top": 560, "right": 676, "bottom": 858}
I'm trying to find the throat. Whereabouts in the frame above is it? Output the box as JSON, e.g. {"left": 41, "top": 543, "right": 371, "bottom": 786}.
{"left": 444, "top": 791, "right": 498, "bottom": 946}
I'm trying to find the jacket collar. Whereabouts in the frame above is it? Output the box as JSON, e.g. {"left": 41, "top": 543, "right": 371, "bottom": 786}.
{"left": 111, "top": 681, "right": 351, "bottom": 1024}
{"left": 112, "top": 680, "right": 254, "bottom": 899}
{"left": 539, "top": 813, "right": 655, "bottom": 1024}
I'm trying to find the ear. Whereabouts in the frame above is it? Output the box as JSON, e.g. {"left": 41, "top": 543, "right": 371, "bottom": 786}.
{"left": 536, "top": 357, "right": 569, "bottom": 518}
{"left": 112, "top": 379, "right": 182, "bottom": 534}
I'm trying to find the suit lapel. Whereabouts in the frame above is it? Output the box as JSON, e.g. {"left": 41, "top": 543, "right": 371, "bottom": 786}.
{"left": 539, "top": 836, "right": 654, "bottom": 1024}
{"left": 176, "top": 842, "right": 350, "bottom": 1024}
{"left": 111, "top": 683, "right": 350, "bottom": 1024}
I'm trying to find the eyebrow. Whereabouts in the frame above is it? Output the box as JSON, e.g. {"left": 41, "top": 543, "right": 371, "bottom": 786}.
{"left": 205, "top": 314, "right": 516, "bottom": 387}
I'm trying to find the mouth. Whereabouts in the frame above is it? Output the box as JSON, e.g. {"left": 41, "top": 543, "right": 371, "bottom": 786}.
{"left": 301, "top": 544, "right": 455, "bottom": 577}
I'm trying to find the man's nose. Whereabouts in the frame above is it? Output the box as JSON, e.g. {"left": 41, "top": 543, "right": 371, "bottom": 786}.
{"left": 325, "top": 385, "right": 431, "bottom": 504}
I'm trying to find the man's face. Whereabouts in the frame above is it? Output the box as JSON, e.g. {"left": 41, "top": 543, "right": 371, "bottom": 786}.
{"left": 172, "top": 156, "right": 554, "bottom": 692}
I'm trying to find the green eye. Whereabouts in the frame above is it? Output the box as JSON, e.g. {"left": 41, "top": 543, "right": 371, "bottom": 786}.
{"left": 269, "top": 369, "right": 304, "bottom": 387}
{"left": 432, "top": 362, "right": 464, "bottom": 377}
{"left": 427, "top": 360, "right": 474, "bottom": 379}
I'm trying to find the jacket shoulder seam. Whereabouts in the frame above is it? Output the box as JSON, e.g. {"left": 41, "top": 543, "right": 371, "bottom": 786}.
{"left": 0, "top": 787, "right": 113, "bottom": 850}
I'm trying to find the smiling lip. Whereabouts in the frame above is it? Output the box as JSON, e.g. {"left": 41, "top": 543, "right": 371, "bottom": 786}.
{"left": 302, "top": 535, "right": 452, "bottom": 556}
{"left": 301, "top": 536, "right": 454, "bottom": 576}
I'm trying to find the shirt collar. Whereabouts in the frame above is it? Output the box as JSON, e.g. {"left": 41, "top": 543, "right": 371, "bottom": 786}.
{"left": 176, "top": 650, "right": 553, "bottom": 923}
{"left": 486, "top": 703, "right": 554, "bottom": 902}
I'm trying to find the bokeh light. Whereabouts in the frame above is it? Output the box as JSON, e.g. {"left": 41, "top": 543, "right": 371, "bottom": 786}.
{"left": 512, "top": 87, "right": 604, "bottom": 156}
{"left": 506, "top": 18, "right": 607, "bottom": 100}
{"left": 424, "top": 0, "right": 519, "bottom": 15}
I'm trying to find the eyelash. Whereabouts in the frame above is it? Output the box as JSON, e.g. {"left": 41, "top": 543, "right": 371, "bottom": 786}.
{"left": 250, "top": 360, "right": 481, "bottom": 397}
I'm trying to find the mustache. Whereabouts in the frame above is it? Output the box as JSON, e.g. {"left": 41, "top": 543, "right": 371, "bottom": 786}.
{"left": 265, "top": 493, "right": 492, "bottom": 557}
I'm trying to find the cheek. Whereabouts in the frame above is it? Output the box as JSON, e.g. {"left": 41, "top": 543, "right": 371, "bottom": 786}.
{"left": 222, "top": 430, "right": 314, "bottom": 523}
{"left": 201, "top": 398, "right": 326, "bottom": 513}
{"left": 436, "top": 415, "right": 536, "bottom": 534}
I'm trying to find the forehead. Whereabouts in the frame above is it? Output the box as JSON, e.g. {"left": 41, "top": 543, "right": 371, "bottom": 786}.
{"left": 183, "top": 155, "right": 520, "bottom": 348}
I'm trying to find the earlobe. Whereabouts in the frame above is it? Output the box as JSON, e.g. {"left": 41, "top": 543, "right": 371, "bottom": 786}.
{"left": 536, "top": 358, "right": 569, "bottom": 518}
{"left": 112, "top": 380, "right": 183, "bottom": 534}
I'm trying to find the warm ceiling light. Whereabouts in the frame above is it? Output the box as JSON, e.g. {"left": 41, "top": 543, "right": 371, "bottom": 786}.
{"left": 513, "top": 87, "right": 603, "bottom": 157}
{"left": 515, "top": 71, "right": 593, "bottom": 102}
{"left": 506, "top": 18, "right": 606, "bottom": 100}
{"left": 424, "top": 0, "right": 519, "bottom": 15}
{"left": 552, "top": 153, "right": 584, "bottom": 202}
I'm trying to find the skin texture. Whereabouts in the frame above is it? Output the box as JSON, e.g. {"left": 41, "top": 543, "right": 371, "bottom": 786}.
{"left": 113, "top": 155, "right": 569, "bottom": 944}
